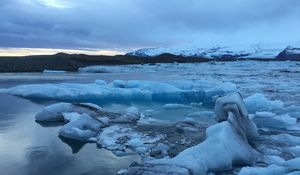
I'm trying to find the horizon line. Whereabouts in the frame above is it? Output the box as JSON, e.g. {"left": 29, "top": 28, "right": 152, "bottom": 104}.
{"left": 0, "top": 48, "right": 126, "bottom": 57}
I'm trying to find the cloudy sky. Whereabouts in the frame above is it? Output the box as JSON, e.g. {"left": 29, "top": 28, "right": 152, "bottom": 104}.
{"left": 1, "top": 0, "right": 300, "bottom": 56}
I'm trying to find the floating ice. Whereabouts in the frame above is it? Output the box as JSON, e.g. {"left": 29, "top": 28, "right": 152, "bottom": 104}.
{"left": 187, "top": 111, "right": 215, "bottom": 123}
{"left": 1, "top": 80, "right": 236, "bottom": 104}
{"left": 268, "top": 134, "right": 300, "bottom": 145}
{"left": 245, "top": 93, "right": 284, "bottom": 113}
{"left": 253, "top": 113, "right": 297, "bottom": 129}
{"left": 59, "top": 113, "right": 106, "bottom": 142}
{"left": 97, "top": 124, "right": 164, "bottom": 154}
{"left": 163, "top": 103, "right": 192, "bottom": 109}
{"left": 95, "top": 80, "right": 107, "bottom": 86}
{"left": 141, "top": 109, "right": 160, "bottom": 117}
{"left": 35, "top": 102, "right": 103, "bottom": 122}
{"left": 43, "top": 70, "right": 66, "bottom": 74}
{"left": 238, "top": 158, "right": 300, "bottom": 175}
{"left": 111, "top": 107, "right": 141, "bottom": 123}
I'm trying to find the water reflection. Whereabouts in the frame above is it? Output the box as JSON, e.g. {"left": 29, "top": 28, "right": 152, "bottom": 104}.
{"left": 0, "top": 93, "right": 140, "bottom": 175}
{"left": 59, "top": 136, "right": 86, "bottom": 154}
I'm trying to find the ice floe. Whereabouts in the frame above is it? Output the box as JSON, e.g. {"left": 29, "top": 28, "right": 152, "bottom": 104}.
{"left": 35, "top": 102, "right": 103, "bottom": 122}
{"left": 245, "top": 93, "right": 284, "bottom": 113}
{"left": 0, "top": 80, "right": 237, "bottom": 105}
{"left": 238, "top": 158, "right": 300, "bottom": 175}
{"left": 163, "top": 103, "right": 192, "bottom": 110}
{"left": 43, "top": 70, "right": 67, "bottom": 74}
{"left": 59, "top": 113, "right": 106, "bottom": 142}
{"left": 253, "top": 112, "right": 297, "bottom": 129}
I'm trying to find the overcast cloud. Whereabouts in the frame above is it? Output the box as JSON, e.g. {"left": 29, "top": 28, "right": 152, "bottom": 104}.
{"left": 1, "top": 0, "right": 300, "bottom": 52}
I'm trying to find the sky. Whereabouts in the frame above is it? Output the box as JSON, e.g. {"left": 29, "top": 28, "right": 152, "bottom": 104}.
{"left": 0, "top": 0, "right": 300, "bottom": 56}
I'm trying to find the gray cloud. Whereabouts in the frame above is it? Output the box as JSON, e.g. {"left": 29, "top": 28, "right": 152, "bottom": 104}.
{"left": 0, "top": 0, "right": 300, "bottom": 51}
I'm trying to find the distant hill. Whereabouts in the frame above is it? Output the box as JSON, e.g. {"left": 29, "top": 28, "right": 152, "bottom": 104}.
{"left": 0, "top": 52, "right": 208, "bottom": 72}
{"left": 1, "top": 45, "right": 299, "bottom": 72}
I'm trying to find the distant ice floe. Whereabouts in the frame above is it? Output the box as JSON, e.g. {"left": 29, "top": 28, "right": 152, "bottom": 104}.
{"left": 43, "top": 70, "right": 67, "bottom": 74}
{"left": 0, "top": 80, "right": 236, "bottom": 105}
{"left": 163, "top": 103, "right": 192, "bottom": 110}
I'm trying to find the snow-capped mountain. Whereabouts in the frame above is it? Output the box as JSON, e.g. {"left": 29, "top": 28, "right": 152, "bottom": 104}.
{"left": 277, "top": 46, "right": 300, "bottom": 60}
{"left": 127, "top": 44, "right": 300, "bottom": 59}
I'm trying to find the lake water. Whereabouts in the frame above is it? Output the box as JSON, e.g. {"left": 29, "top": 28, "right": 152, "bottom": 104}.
{"left": 0, "top": 61, "right": 300, "bottom": 175}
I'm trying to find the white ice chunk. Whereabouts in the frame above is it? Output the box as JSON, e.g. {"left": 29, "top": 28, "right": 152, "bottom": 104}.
{"left": 142, "top": 109, "right": 160, "bottom": 117}
{"left": 59, "top": 113, "right": 103, "bottom": 142}
{"left": 238, "top": 158, "right": 300, "bottom": 175}
{"left": 43, "top": 70, "right": 66, "bottom": 74}
{"left": 268, "top": 134, "right": 300, "bottom": 145}
{"left": 187, "top": 111, "right": 215, "bottom": 123}
{"left": 245, "top": 93, "right": 284, "bottom": 113}
{"left": 128, "top": 138, "right": 144, "bottom": 147}
{"left": 188, "top": 111, "right": 214, "bottom": 118}
{"left": 35, "top": 102, "right": 102, "bottom": 122}
{"left": 112, "top": 107, "right": 141, "bottom": 123}
{"left": 253, "top": 113, "right": 297, "bottom": 129}
{"left": 263, "top": 155, "right": 285, "bottom": 164}
{"left": 190, "top": 102, "right": 203, "bottom": 107}
{"left": 62, "top": 112, "right": 81, "bottom": 122}
{"left": 285, "top": 146, "right": 300, "bottom": 157}
{"left": 163, "top": 103, "right": 192, "bottom": 109}
{"left": 273, "top": 114, "right": 297, "bottom": 125}
{"left": 255, "top": 111, "right": 276, "bottom": 118}
{"left": 95, "top": 80, "right": 107, "bottom": 86}
{"left": 238, "top": 165, "right": 286, "bottom": 175}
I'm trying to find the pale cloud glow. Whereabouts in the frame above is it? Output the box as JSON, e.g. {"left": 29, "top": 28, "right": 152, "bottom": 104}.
{"left": 0, "top": 48, "right": 124, "bottom": 57}
{"left": 37, "top": 0, "right": 73, "bottom": 8}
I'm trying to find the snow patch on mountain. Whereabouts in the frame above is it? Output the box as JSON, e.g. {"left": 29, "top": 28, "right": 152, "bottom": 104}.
{"left": 127, "top": 43, "right": 300, "bottom": 59}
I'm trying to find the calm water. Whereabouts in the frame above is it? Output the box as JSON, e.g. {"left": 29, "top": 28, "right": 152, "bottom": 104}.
{"left": 0, "top": 93, "right": 140, "bottom": 175}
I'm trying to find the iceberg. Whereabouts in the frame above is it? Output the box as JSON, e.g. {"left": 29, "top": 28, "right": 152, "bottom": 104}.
{"left": 0, "top": 80, "right": 236, "bottom": 105}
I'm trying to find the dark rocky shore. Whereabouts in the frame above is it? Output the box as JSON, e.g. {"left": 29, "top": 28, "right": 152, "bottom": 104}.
{"left": 0, "top": 53, "right": 208, "bottom": 72}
